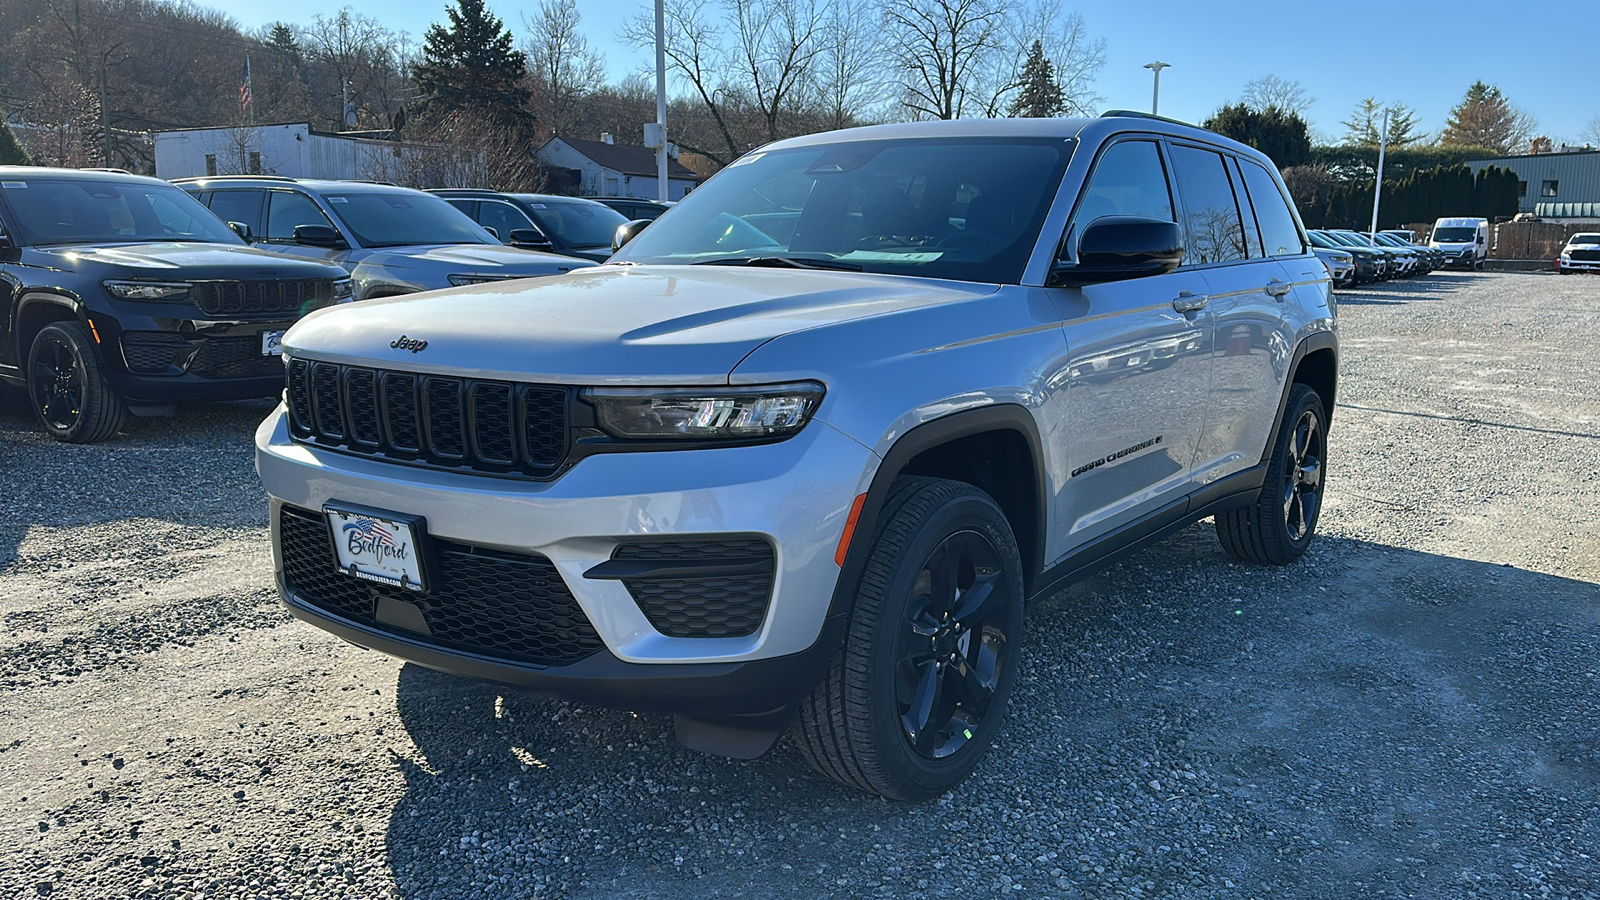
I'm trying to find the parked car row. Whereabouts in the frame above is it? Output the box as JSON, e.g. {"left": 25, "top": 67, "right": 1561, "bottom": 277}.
{"left": 0, "top": 165, "right": 680, "bottom": 443}
{"left": 1306, "top": 228, "right": 1447, "bottom": 286}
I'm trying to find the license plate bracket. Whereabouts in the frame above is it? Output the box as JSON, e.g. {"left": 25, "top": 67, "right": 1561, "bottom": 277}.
{"left": 262, "top": 330, "right": 285, "bottom": 356}
{"left": 324, "top": 503, "right": 428, "bottom": 592}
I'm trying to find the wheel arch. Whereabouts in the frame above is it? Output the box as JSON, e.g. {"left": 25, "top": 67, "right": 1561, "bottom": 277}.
{"left": 830, "top": 405, "right": 1049, "bottom": 620}
{"left": 15, "top": 292, "right": 88, "bottom": 362}
{"left": 1261, "top": 331, "right": 1338, "bottom": 464}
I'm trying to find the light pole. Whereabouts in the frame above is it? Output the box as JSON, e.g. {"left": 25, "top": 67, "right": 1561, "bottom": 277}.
{"left": 1144, "top": 62, "right": 1170, "bottom": 116}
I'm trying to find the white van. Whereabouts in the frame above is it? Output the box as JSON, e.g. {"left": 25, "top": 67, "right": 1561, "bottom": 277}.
{"left": 1429, "top": 217, "right": 1488, "bottom": 270}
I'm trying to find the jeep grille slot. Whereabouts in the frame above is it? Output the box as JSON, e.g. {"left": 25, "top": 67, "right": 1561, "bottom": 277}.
{"left": 286, "top": 359, "right": 570, "bottom": 478}
{"left": 278, "top": 505, "right": 604, "bottom": 667}
{"left": 194, "top": 280, "right": 335, "bottom": 317}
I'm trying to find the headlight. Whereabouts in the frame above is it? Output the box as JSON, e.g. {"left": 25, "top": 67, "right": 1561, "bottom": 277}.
{"left": 103, "top": 280, "right": 192, "bottom": 300}
{"left": 583, "top": 382, "right": 825, "bottom": 440}
{"left": 332, "top": 278, "right": 354, "bottom": 300}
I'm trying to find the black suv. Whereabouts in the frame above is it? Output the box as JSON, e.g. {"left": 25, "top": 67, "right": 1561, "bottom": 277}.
{"left": 0, "top": 167, "right": 351, "bottom": 442}
{"left": 431, "top": 190, "right": 628, "bottom": 263}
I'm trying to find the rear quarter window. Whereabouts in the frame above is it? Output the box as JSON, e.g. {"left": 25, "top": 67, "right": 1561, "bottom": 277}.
{"left": 1238, "top": 160, "right": 1304, "bottom": 257}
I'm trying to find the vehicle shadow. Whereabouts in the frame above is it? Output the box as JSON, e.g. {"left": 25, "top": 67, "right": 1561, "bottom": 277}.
{"left": 382, "top": 528, "right": 1600, "bottom": 898}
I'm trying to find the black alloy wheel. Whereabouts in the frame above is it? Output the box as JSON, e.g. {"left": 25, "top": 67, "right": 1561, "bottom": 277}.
{"left": 793, "top": 476, "right": 1024, "bottom": 800}
{"left": 26, "top": 321, "right": 126, "bottom": 443}
{"left": 1280, "top": 406, "right": 1324, "bottom": 543}
{"left": 1215, "top": 383, "right": 1327, "bottom": 565}
{"left": 893, "top": 529, "right": 1013, "bottom": 760}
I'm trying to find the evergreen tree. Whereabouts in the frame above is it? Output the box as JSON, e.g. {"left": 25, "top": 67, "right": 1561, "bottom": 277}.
{"left": 0, "top": 113, "right": 29, "bottom": 165}
{"left": 1203, "top": 103, "right": 1311, "bottom": 168}
{"left": 1341, "top": 97, "right": 1423, "bottom": 147}
{"left": 413, "top": 0, "right": 532, "bottom": 132}
{"left": 1009, "top": 41, "right": 1063, "bottom": 118}
{"left": 1441, "top": 81, "right": 1532, "bottom": 156}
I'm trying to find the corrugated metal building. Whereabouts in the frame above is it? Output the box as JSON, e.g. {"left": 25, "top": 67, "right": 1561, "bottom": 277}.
{"left": 1467, "top": 149, "right": 1600, "bottom": 217}
{"left": 153, "top": 122, "right": 395, "bottom": 181}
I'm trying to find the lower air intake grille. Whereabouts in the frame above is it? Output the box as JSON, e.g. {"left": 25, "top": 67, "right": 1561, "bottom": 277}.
{"left": 613, "top": 539, "right": 776, "bottom": 638}
{"left": 278, "top": 505, "right": 604, "bottom": 667}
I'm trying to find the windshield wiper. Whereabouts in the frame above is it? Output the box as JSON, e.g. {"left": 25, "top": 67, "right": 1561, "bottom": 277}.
{"left": 694, "top": 255, "right": 862, "bottom": 271}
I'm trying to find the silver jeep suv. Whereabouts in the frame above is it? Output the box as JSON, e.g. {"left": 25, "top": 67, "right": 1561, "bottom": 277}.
{"left": 258, "top": 113, "right": 1337, "bottom": 800}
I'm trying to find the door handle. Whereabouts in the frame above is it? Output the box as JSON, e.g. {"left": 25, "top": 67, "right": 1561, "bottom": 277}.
{"left": 1265, "top": 279, "right": 1292, "bottom": 298}
{"left": 1171, "top": 291, "right": 1208, "bottom": 313}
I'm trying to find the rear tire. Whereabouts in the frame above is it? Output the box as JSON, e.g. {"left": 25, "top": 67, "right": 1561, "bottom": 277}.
{"left": 26, "top": 321, "right": 126, "bottom": 443}
{"left": 1216, "top": 384, "right": 1326, "bottom": 565}
{"left": 793, "top": 476, "right": 1024, "bottom": 800}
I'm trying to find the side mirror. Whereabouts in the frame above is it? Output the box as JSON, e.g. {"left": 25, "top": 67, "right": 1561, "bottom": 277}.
{"left": 293, "top": 224, "right": 346, "bottom": 248}
{"left": 483, "top": 225, "right": 499, "bottom": 240}
{"left": 227, "top": 220, "right": 254, "bottom": 242}
{"left": 1051, "top": 216, "right": 1183, "bottom": 287}
{"left": 0, "top": 230, "right": 13, "bottom": 249}
{"left": 613, "top": 219, "right": 651, "bottom": 253}
{"left": 508, "top": 228, "right": 554, "bottom": 250}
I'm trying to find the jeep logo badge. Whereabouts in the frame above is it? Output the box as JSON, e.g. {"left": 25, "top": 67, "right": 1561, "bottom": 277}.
{"left": 390, "top": 335, "right": 428, "bottom": 353}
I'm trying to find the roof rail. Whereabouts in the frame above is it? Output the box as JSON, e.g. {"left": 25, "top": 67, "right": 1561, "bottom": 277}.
{"left": 78, "top": 167, "right": 133, "bottom": 174}
{"left": 1099, "top": 109, "right": 1194, "bottom": 127}
{"left": 169, "top": 174, "right": 299, "bottom": 183}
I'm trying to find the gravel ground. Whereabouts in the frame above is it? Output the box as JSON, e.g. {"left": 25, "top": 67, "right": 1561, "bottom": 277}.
{"left": 1, "top": 271, "right": 1597, "bottom": 899}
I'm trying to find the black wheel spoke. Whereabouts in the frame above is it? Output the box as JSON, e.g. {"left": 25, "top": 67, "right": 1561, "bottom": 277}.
{"left": 926, "top": 540, "right": 959, "bottom": 617}
{"left": 900, "top": 660, "right": 945, "bottom": 753}
{"left": 952, "top": 570, "right": 1003, "bottom": 624}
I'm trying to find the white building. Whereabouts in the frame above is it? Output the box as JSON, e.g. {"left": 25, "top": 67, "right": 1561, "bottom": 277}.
{"left": 153, "top": 122, "right": 396, "bottom": 181}
{"left": 537, "top": 134, "right": 701, "bottom": 200}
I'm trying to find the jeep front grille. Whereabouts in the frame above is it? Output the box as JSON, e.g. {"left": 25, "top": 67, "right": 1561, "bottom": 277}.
{"left": 194, "top": 280, "right": 335, "bottom": 317}
{"left": 286, "top": 359, "right": 570, "bottom": 478}
{"left": 278, "top": 505, "right": 603, "bottom": 667}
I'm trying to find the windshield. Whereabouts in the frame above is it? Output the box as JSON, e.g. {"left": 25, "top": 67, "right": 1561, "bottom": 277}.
{"left": 1327, "top": 232, "right": 1373, "bottom": 247}
{"left": 1373, "top": 234, "right": 1406, "bottom": 247}
{"left": 0, "top": 177, "right": 243, "bottom": 247}
{"left": 321, "top": 190, "right": 494, "bottom": 248}
{"left": 610, "top": 137, "right": 1075, "bottom": 283}
{"left": 514, "top": 197, "right": 627, "bottom": 247}
{"left": 1432, "top": 226, "right": 1477, "bottom": 242}
{"left": 1568, "top": 234, "right": 1600, "bottom": 245}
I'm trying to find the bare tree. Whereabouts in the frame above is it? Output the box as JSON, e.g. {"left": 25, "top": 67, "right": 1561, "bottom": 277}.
{"left": 367, "top": 108, "right": 543, "bottom": 191}
{"left": 1584, "top": 116, "right": 1600, "bottom": 147}
{"left": 1241, "top": 75, "right": 1314, "bottom": 117}
{"left": 523, "top": 0, "right": 605, "bottom": 138}
{"left": 300, "top": 9, "right": 412, "bottom": 130}
{"left": 622, "top": 0, "right": 743, "bottom": 163}
{"left": 882, "top": 0, "right": 1006, "bottom": 120}
{"left": 813, "top": 0, "right": 885, "bottom": 129}
{"left": 732, "top": 0, "right": 825, "bottom": 143}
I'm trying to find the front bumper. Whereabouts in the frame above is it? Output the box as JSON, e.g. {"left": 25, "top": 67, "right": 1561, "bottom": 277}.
{"left": 88, "top": 305, "right": 301, "bottom": 403}
{"left": 1558, "top": 257, "right": 1600, "bottom": 272}
{"left": 256, "top": 405, "right": 876, "bottom": 712}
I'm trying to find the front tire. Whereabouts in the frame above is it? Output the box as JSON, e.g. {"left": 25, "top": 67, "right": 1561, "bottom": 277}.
{"left": 793, "top": 477, "right": 1024, "bottom": 800}
{"left": 1215, "top": 384, "right": 1327, "bottom": 565}
{"left": 26, "top": 321, "right": 126, "bottom": 443}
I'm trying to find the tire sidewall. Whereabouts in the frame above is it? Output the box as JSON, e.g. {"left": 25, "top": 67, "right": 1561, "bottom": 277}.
{"left": 27, "top": 321, "right": 114, "bottom": 443}
{"left": 859, "top": 490, "right": 1024, "bottom": 797}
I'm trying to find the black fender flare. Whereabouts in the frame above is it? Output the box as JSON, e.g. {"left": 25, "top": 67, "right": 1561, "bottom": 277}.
{"left": 12, "top": 290, "right": 88, "bottom": 356}
{"left": 1260, "top": 329, "right": 1339, "bottom": 465}
{"left": 813, "top": 403, "right": 1049, "bottom": 652}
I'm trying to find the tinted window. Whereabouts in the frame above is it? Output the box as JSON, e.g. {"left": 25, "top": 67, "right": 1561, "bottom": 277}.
{"left": 478, "top": 200, "right": 537, "bottom": 241}
{"left": 517, "top": 198, "right": 628, "bottom": 247}
{"left": 612, "top": 138, "right": 1073, "bottom": 284}
{"left": 1239, "top": 160, "right": 1303, "bottom": 256}
{"left": 206, "top": 190, "right": 264, "bottom": 233}
{"left": 1071, "top": 140, "right": 1173, "bottom": 244}
{"left": 265, "top": 191, "right": 334, "bottom": 242}
{"left": 0, "top": 178, "right": 242, "bottom": 246}
{"left": 1169, "top": 145, "right": 1247, "bottom": 266}
{"left": 320, "top": 190, "right": 492, "bottom": 248}
{"left": 1230, "top": 158, "right": 1263, "bottom": 259}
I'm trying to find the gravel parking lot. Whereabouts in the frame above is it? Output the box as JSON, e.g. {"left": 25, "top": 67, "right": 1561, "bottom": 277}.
{"left": 2, "top": 271, "right": 1597, "bottom": 899}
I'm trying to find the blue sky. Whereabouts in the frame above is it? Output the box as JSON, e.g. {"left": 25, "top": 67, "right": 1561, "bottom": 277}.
{"left": 210, "top": 0, "right": 1596, "bottom": 145}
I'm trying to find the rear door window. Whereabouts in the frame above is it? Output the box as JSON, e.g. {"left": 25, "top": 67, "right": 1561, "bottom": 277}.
{"left": 1168, "top": 145, "right": 1248, "bottom": 266}
{"left": 205, "top": 190, "right": 264, "bottom": 235}
{"left": 1238, "top": 160, "right": 1305, "bottom": 257}
{"left": 264, "top": 191, "right": 335, "bottom": 243}
{"left": 478, "top": 201, "right": 538, "bottom": 241}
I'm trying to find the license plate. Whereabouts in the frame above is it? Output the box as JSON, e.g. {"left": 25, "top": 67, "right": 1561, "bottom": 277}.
{"left": 325, "top": 505, "right": 426, "bottom": 592}
{"left": 262, "top": 330, "right": 285, "bottom": 356}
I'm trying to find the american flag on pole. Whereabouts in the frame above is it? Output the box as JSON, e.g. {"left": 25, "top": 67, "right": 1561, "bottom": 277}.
{"left": 239, "top": 56, "right": 252, "bottom": 111}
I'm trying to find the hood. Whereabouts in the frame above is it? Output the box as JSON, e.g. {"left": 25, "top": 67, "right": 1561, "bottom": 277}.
{"left": 27, "top": 242, "right": 346, "bottom": 280}
{"left": 363, "top": 243, "right": 597, "bottom": 274}
{"left": 285, "top": 264, "right": 1001, "bottom": 384}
